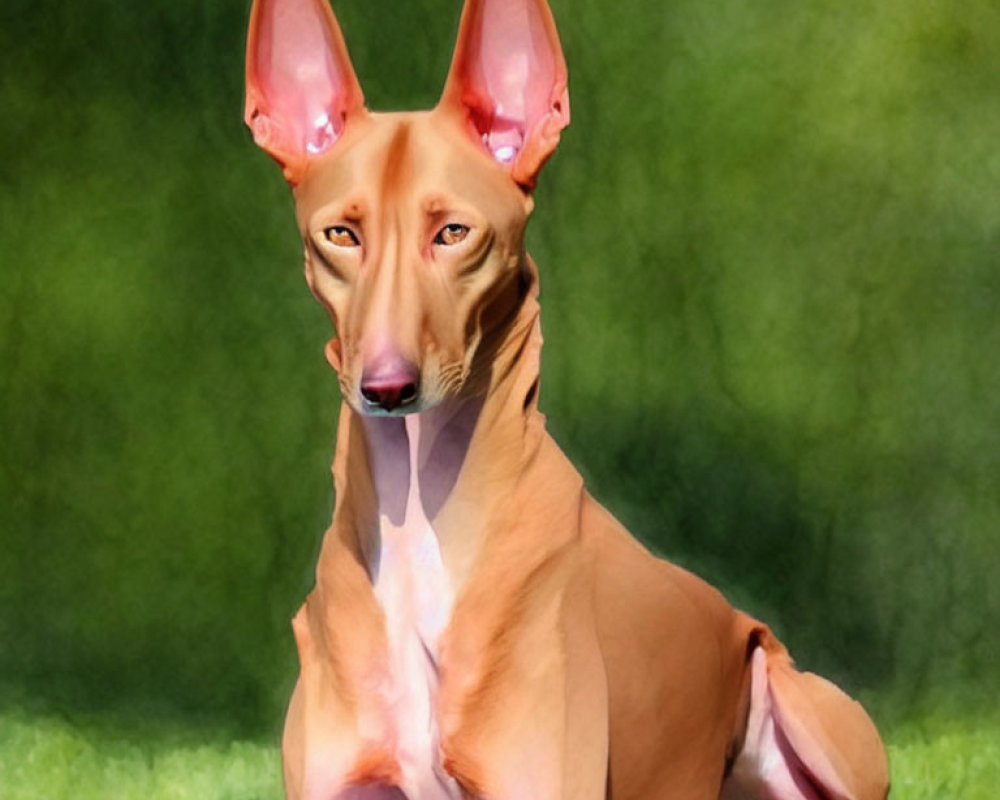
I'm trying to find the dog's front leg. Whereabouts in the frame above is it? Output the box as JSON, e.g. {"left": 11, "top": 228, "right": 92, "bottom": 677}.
{"left": 282, "top": 584, "right": 401, "bottom": 800}
{"left": 440, "top": 557, "right": 610, "bottom": 800}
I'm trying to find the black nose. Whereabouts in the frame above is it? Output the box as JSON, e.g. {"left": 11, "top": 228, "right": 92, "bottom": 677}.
{"left": 360, "top": 358, "right": 420, "bottom": 412}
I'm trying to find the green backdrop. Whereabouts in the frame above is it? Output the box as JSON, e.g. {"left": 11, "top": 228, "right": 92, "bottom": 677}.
{"left": 2, "top": 0, "right": 997, "bottom": 734}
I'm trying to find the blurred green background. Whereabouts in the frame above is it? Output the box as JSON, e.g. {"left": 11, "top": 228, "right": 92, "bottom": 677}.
{"left": 1, "top": 0, "right": 997, "bottom": 747}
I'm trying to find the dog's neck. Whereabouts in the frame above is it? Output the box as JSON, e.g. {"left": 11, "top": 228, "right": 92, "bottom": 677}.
{"left": 329, "top": 258, "right": 548, "bottom": 589}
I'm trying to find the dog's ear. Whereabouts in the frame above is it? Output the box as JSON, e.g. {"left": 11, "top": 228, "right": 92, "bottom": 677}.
{"left": 439, "top": 0, "right": 570, "bottom": 190}
{"left": 244, "top": 0, "right": 364, "bottom": 184}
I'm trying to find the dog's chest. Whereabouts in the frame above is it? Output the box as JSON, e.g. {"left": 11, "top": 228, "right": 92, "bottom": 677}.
{"left": 370, "top": 415, "right": 462, "bottom": 800}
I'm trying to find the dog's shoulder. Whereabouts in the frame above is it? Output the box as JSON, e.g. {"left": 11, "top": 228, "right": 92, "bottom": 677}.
{"left": 581, "top": 495, "right": 751, "bottom": 683}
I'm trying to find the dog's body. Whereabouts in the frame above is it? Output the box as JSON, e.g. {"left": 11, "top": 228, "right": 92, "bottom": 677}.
{"left": 243, "top": 1, "right": 889, "bottom": 798}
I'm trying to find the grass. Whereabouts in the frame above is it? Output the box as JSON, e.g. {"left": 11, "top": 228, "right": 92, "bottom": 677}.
{"left": 1, "top": 706, "right": 996, "bottom": 799}
{"left": 0, "top": 708, "right": 282, "bottom": 800}
{"left": 888, "top": 716, "right": 1000, "bottom": 800}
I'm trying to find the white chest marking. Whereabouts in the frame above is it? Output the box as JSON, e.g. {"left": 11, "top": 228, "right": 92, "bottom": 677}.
{"left": 372, "top": 414, "right": 461, "bottom": 800}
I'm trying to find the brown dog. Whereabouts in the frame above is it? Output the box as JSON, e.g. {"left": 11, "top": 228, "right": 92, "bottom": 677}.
{"left": 243, "top": 0, "right": 890, "bottom": 797}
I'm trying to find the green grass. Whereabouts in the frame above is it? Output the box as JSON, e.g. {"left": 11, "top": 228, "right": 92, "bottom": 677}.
{"left": 1, "top": 706, "right": 996, "bottom": 799}
{"left": 888, "top": 715, "right": 1000, "bottom": 800}
{"left": 0, "top": 708, "right": 282, "bottom": 800}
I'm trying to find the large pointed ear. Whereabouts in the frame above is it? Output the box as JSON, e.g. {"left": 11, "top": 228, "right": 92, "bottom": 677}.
{"left": 244, "top": 0, "right": 364, "bottom": 184}
{"left": 439, "top": 0, "right": 570, "bottom": 190}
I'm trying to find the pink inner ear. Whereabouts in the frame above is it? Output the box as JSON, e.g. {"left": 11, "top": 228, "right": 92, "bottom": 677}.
{"left": 471, "top": 0, "right": 559, "bottom": 163}
{"left": 245, "top": 0, "right": 362, "bottom": 177}
{"left": 443, "top": 0, "right": 569, "bottom": 185}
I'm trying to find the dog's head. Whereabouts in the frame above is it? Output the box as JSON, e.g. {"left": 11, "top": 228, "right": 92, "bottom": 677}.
{"left": 244, "top": 0, "right": 569, "bottom": 416}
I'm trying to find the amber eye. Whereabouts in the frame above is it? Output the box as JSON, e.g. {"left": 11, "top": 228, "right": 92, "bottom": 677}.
{"left": 324, "top": 225, "right": 360, "bottom": 247}
{"left": 434, "top": 223, "right": 470, "bottom": 246}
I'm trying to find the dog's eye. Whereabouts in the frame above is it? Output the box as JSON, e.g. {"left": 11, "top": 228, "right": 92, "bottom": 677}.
{"left": 324, "top": 225, "right": 360, "bottom": 247}
{"left": 434, "top": 223, "right": 470, "bottom": 246}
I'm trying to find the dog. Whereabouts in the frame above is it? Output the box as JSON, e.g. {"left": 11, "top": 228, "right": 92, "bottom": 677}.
{"left": 243, "top": 0, "right": 890, "bottom": 797}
